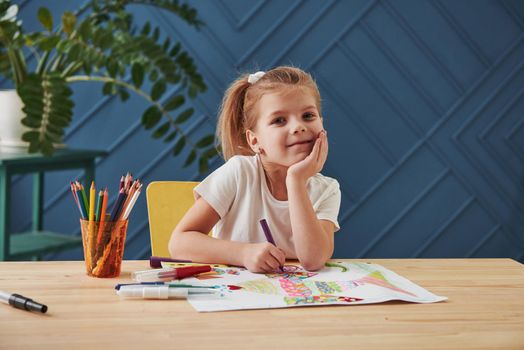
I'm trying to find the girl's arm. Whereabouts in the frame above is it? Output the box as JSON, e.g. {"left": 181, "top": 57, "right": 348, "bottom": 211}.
{"left": 287, "top": 179, "right": 335, "bottom": 270}
{"left": 168, "top": 197, "right": 285, "bottom": 272}
{"left": 287, "top": 130, "right": 334, "bottom": 270}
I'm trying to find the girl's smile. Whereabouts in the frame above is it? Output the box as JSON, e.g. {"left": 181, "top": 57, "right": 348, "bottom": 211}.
{"left": 287, "top": 139, "right": 314, "bottom": 148}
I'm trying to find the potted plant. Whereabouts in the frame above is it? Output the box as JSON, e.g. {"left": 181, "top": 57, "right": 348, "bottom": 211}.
{"left": 0, "top": 0, "right": 218, "bottom": 172}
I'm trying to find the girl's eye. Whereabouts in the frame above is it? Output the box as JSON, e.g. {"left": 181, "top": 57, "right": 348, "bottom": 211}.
{"left": 303, "top": 112, "right": 316, "bottom": 120}
{"left": 272, "top": 117, "right": 285, "bottom": 125}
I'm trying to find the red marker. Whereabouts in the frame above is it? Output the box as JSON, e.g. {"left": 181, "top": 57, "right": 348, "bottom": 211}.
{"left": 133, "top": 265, "right": 212, "bottom": 282}
{"left": 158, "top": 265, "right": 212, "bottom": 279}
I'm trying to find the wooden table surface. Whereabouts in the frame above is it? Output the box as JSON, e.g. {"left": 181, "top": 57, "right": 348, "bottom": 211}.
{"left": 1, "top": 259, "right": 523, "bottom": 350}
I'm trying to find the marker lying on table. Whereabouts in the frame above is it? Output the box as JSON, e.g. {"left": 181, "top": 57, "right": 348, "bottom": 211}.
{"left": 0, "top": 290, "right": 48, "bottom": 313}
{"left": 116, "top": 285, "right": 218, "bottom": 299}
{"left": 115, "top": 282, "right": 221, "bottom": 291}
{"left": 132, "top": 265, "right": 212, "bottom": 282}
{"left": 149, "top": 256, "right": 192, "bottom": 268}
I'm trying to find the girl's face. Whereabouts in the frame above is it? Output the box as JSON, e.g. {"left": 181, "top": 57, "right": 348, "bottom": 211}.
{"left": 246, "top": 88, "right": 324, "bottom": 168}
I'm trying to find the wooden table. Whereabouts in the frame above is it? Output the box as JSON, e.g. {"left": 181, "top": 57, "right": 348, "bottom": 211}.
{"left": 1, "top": 259, "right": 523, "bottom": 349}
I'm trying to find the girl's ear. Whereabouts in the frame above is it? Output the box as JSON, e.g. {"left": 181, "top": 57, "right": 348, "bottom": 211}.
{"left": 245, "top": 129, "right": 260, "bottom": 154}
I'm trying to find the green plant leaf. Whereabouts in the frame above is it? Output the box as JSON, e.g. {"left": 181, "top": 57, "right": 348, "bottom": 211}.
{"left": 41, "top": 139, "right": 54, "bottom": 156}
{"left": 21, "top": 131, "right": 39, "bottom": 143}
{"left": 23, "top": 109, "right": 45, "bottom": 119}
{"left": 164, "top": 94, "right": 184, "bottom": 111}
{"left": 163, "top": 130, "right": 177, "bottom": 143}
{"left": 21, "top": 116, "right": 41, "bottom": 128}
{"left": 166, "top": 72, "right": 181, "bottom": 84}
{"left": 37, "top": 7, "right": 53, "bottom": 31}
{"left": 202, "top": 146, "right": 219, "bottom": 159}
{"left": 68, "top": 43, "right": 82, "bottom": 61}
{"left": 56, "top": 39, "right": 71, "bottom": 53}
{"left": 175, "top": 107, "right": 194, "bottom": 124}
{"left": 131, "top": 62, "right": 144, "bottom": 88}
{"left": 77, "top": 19, "right": 92, "bottom": 42}
{"left": 151, "top": 79, "right": 166, "bottom": 101}
{"left": 45, "top": 130, "right": 62, "bottom": 143}
{"left": 173, "top": 137, "right": 186, "bottom": 156}
{"left": 195, "top": 135, "right": 214, "bottom": 148}
{"left": 62, "top": 12, "right": 76, "bottom": 36}
{"left": 37, "top": 35, "right": 60, "bottom": 51}
{"left": 162, "top": 37, "right": 171, "bottom": 51}
{"left": 98, "top": 31, "right": 113, "bottom": 50}
{"left": 153, "top": 27, "right": 160, "bottom": 41}
{"left": 149, "top": 69, "right": 159, "bottom": 81}
{"left": 188, "top": 83, "right": 198, "bottom": 99}
{"left": 106, "top": 59, "right": 118, "bottom": 77}
{"left": 169, "top": 43, "right": 181, "bottom": 57}
{"left": 141, "top": 105, "right": 162, "bottom": 130}
{"left": 141, "top": 22, "right": 151, "bottom": 35}
{"left": 46, "top": 123, "right": 65, "bottom": 136}
{"left": 102, "top": 82, "right": 114, "bottom": 95}
{"left": 118, "top": 88, "right": 130, "bottom": 101}
{"left": 183, "top": 149, "right": 197, "bottom": 167}
{"left": 28, "top": 140, "right": 40, "bottom": 153}
{"left": 152, "top": 122, "right": 170, "bottom": 139}
{"left": 199, "top": 155, "right": 209, "bottom": 173}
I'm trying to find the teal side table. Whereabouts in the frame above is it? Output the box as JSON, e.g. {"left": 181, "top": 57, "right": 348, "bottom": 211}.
{"left": 0, "top": 149, "right": 107, "bottom": 260}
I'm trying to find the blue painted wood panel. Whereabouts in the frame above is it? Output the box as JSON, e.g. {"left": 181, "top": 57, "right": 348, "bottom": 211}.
{"left": 3, "top": 0, "right": 524, "bottom": 262}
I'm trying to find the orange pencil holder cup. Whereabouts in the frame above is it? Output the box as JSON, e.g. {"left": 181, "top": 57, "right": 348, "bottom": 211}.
{"left": 80, "top": 218, "right": 128, "bottom": 278}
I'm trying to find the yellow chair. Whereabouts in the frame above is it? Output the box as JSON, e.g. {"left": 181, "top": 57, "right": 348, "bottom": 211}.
{"left": 146, "top": 181, "right": 199, "bottom": 257}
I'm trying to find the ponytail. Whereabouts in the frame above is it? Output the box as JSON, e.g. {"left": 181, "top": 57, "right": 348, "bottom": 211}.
{"left": 216, "top": 74, "right": 253, "bottom": 160}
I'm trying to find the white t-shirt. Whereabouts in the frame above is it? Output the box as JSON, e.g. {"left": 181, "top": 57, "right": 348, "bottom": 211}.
{"left": 194, "top": 155, "right": 341, "bottom": 259}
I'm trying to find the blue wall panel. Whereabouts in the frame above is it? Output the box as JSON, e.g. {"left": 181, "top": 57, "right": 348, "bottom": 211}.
{"left": 3, "top": 0, "right": 524, "bottom": 262}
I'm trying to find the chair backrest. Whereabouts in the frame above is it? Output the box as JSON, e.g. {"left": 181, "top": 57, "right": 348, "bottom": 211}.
{"left": 146, "top": 181, "right": 199, "bottom": 257}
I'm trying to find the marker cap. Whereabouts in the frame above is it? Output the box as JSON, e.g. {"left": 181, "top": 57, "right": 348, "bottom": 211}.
{"left": 9, "top": 294, "right": 48, "bottom": 313}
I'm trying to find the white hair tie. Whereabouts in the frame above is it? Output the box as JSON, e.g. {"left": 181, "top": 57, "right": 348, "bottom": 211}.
{"left": 247, "top": 71, "right": 265, "bottom": 84}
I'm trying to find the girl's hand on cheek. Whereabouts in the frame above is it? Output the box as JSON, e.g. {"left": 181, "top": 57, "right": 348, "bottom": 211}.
{"left": 287, "top": 130, "right": 328, "bottom": 184}
{"left": 242, "top": 242, "right": 286, "bottom": 273}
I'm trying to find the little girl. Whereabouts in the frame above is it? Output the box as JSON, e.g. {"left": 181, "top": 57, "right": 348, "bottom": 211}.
{"left": 169, "top": 66, "right": 341, "bottom": 272}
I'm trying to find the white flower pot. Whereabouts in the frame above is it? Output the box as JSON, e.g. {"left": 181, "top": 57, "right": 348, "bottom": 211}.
{"left": 0, "top": 89, "right": 30, "bottom": 153}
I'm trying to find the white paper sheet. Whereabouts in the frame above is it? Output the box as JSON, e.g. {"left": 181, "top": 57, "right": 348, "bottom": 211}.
{"left": 164, "top": 261, "right": 447, "bottom": 312}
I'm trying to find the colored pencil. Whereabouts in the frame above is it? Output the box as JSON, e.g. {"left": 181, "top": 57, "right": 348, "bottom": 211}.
{"left": 78, "top": 182, "right": 89, "bottom": 215}
{"left": 119, "top": 175, "right": 124, "bottom": 191}
{"left": 70, "top": 182, "right": 84, "bottom": 219}
{"left": 119, "top": 180, "right": 137, "bottom": 219}
{"left": 95, "top": 190, "right": 103, "bottom": 222}
{"left": 109, "top": 188, "right": 127, "bottom": 222}
{"left": 89, "top": 182, "right": 95, "bottom": 222}
{"left": 95, "top": 188, "right": 108, "bottom": 262}
{"left": 122, "top": 184, "right": 141, "bottom": 220}
{"left": 96, "top": 189, "right": 108, "bottom": 245}
{"left": 88, "top": 182, "right": 97, "bottom": 266}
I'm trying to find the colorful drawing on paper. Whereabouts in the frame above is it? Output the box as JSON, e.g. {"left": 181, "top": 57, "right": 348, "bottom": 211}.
{"left": 178, "top": 262, "right": 447, "bottom": 312}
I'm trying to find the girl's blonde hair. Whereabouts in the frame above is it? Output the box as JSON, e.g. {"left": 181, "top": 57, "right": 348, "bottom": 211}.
{"left": 217, "top": 66, "right": 321, "bottom": 160}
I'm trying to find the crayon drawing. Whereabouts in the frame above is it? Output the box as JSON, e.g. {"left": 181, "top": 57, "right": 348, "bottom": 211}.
{"left": 180, "top": 262, "right": 447, "bottom": 312}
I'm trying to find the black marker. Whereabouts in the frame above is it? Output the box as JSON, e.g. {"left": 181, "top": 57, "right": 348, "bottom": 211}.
{"left": 0, "top": 290, "right": 47, "bottom": 313}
